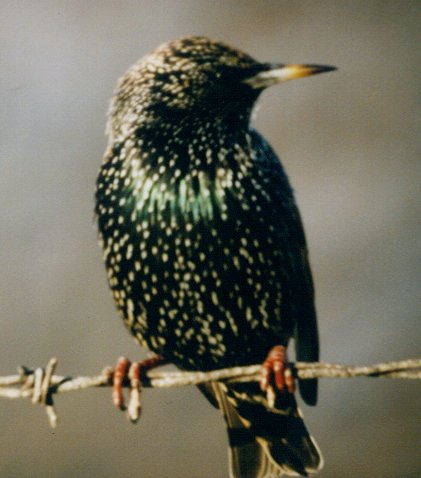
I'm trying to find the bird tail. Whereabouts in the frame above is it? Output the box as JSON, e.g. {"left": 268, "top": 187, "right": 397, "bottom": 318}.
{"left": 209, "top": 382, "right": 323, "bottom": 477}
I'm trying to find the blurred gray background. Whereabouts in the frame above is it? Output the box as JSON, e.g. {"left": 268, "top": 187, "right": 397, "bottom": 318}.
{"left": 1, "top": 1, "right": 420, "bottom": 477}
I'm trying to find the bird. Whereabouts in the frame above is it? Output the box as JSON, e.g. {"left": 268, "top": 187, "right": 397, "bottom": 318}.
{"left": 95, "top": 36, "right": 335, "bottom": 477}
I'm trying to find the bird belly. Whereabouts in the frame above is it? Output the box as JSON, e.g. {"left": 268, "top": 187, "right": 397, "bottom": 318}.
{"left": 106, "top": 211, "right": 295, "bottom": 371}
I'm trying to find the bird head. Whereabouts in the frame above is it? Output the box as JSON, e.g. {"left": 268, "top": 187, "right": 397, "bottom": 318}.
{"left": 107, "top": 36, "right": 336, "bottom": 139}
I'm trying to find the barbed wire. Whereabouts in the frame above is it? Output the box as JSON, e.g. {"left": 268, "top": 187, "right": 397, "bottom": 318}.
{"left": 1, "top": 357, "right": 420, "bottom": 427}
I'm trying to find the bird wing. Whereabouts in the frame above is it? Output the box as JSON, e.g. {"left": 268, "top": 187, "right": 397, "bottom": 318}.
{"left": 250, "top": 130, "right": 319, "bottom": 406}
{"left": 289, "top": 206, "right": 319, "bottom": 406}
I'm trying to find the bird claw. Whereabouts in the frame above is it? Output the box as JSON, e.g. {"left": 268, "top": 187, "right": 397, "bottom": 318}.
{"left": 260, "top": 345, "right": 295, "bottom": 407}
{"left": 111, "top": 355, "right": 166, "bottom": 423}
{"left": 112, "top": 356, "right": 130, "bottom": 411}
{"left": 127, "top": 362, "right": 141, "bottom": 422}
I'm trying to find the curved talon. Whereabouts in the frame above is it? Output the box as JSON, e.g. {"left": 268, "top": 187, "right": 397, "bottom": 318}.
{"left": 113, "top": 357, "right": 130, "bottom": 410}
{"left": 260, "top": 361, "right": 271, "bottom": 391}
{"left": 111, "top": 355, "right": 167, "bottom": 420}
{"left": 260, "top": 345, "right": 295, "bottom": 402}
{"left": 273, "top": 358, "right": 285, "bottom": 391}
{"left": 284, "top": 365, "right": 295, "bottom": 394}
{"left": 128, "top": 362, "right": 141, "bottom": 422}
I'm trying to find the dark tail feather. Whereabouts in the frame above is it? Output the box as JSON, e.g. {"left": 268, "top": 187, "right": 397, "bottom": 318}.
{"left": 210, "top": 382, "right": 323, "bottom": 477}
{"left": 211, "top": 382, "right": 281, "bottom": 478}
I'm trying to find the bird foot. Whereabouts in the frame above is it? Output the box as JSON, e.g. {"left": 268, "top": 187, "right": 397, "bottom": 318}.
{"left": 111, "top": 355, "right": 166, "bottom": 423}
{"left": 260, "top": 345, "right": 295, "bottom": 408}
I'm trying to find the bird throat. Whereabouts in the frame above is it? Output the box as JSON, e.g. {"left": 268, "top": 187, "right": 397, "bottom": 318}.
{"left": 116, "top": 118, "right": 255, "bottom": 226}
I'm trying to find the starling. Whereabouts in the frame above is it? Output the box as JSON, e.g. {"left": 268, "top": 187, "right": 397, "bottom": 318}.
{"left": 96, "top": 36, "right": 335, "bottom": 477}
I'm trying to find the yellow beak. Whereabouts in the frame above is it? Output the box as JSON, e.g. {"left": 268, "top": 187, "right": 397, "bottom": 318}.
{"left": 245, "top": 64, "right": 337, "bottom": 89}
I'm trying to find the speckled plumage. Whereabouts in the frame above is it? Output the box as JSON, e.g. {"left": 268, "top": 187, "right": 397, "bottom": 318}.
{"left": 96, "top": 36, "right": 333, "bottom": 477}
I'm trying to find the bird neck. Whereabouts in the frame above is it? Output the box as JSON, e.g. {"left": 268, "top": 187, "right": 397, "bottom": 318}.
{"left": 117, "top": 115, "right": 256, "bottom": 225}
